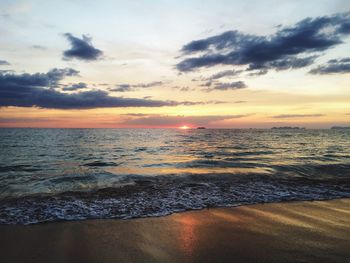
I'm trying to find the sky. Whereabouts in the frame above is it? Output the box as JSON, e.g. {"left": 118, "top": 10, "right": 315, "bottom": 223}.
{"left": 0, "top": 0, "right": 349, "bottom": 128}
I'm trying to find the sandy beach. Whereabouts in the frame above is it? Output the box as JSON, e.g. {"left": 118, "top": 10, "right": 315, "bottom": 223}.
{"left": 0, "top": 198, "right": 349, "bottom": 263}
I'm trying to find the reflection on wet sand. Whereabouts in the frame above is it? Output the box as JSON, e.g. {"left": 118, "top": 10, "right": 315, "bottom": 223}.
{"left": 176, "top": 214, "right": 200, "bottom": 258}
{"left": 0, "top": 199, "right": 349, "bottom": 263}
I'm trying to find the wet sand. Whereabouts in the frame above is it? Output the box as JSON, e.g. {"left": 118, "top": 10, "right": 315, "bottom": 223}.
{"left": 0, "top": 199, "right": 349, "bottom": 263}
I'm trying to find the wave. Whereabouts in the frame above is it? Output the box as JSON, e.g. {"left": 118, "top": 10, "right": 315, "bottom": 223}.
{"left": 1, "top": 173, "right": 349, "bottom": 225}
{"left": 83, "top": 161, "right": 119, "bottom": 167}
{"left": 1, "top": 128, "right": 350, "bottom": 225}
{"left": 0, "top": 164, "right": 41, "bottom": 172}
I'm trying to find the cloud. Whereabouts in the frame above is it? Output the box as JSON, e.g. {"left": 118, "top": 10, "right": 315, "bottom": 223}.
{"left": 309, "top": 57, "right": 350, "bottom": 74}
{"left": 200, "top": 81, "right": 213, "bottom": 87}
{"left": 0, "top": 117, "right": 54, "bottom": 123}
{"left": 0, "top": 60, "right": 10, "bottom": 65}
{"left": 178, "top": 100, "right": 228, "bottom": 106}
{"left": 0, "top": 69, "right": 202, "bottom": 109}
{"left": 272, "top": 114, "right": 325, "bottom": 118}
{"left": 0, "top": 67, "right": 79, "bottom": 90}
{"left": 63, "top": 33, "right": 103, "bottom": 61}
{"left": 121, "top": 113, "right": 149, "bottom": 117}
{"left": 62, "top": 82, "right": 88, "bottom": 91}
{"left": 110, "top": 81, "right": 164, "bottom": 92}
{"left": 247, "top": 69, "right": 268, "bottom": 76}
{"left": 32, "top": 45, "right": 47, "bottom": 50}
{"left": 177, "top": 12, "right": 350, "bottom": 73}
{"left": 206, "top": 100, "right": 228, "bottom": 104}
{"left": 109, "top": 84, "right": 131, "bottom": 92}
{"left": 0, "top": 70, "right": 14, "bottom": 74}
{"left": 250, "top": 56, "right": 316, "bottom": 71}
{"left": 132, "top": 81, "right": 163, "bottom": 88}
{"left": 120, "top": 114, "right": 250, "bottom": 127}
{"left": 206, "top": 69, "right": 243, "bottom": 80}
{"left": 203, "top": 81, "right": 247, "bottom": 92}
{"left": 172, "top": 86, "right": 195, "bottom": 92}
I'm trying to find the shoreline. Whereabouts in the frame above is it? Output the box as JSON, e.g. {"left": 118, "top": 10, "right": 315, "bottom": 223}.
{"left": 1, "top": 196, "right": 349, "bottom": 225}
{"left": 0, "top": 198, "right": 349, "bottom": 262}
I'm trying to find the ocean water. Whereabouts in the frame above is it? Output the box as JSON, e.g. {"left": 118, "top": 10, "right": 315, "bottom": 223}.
{"left": 0, "top": 128, "right": 349, "bottom": 224}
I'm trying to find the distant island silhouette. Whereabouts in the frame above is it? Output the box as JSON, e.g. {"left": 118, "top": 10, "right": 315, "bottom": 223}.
{"left": 331, "top": 126, "right": 350, "bottom": 130}
{"left": 271, "top": 127, "right": 305, "bottom": 130}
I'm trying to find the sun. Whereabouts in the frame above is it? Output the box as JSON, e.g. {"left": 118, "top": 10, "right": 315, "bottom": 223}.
{"left": 179, "top": 125, "right": 190, "bottom": 130}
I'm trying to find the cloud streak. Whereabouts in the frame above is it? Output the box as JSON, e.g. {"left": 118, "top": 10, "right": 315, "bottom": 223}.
{"left": 132, "top": 81, "right": 163, "bottom": 88}
{"left": 172, "top": 86, "right": 195, "bottom": 92}
{"left": 206, "top": 69, "right": 243, "bottom": 80}
{"left": 203, "top": 81, "right": 247, "bottom": 92}
{"left": 309, "top": 58, "right": 350, "bottom": 74}
{"left": 0, "top": 60, "right": 10, "bottom": 65}
{"left": 62, "top": 82, "right": 88, "bottom": 91}
{"left": 110, "top": 81, "right": 164, "bottom": 92}
{"left": 272, "top": 114, "right": 325, "bottom": 118}
{"left": 120, "top": 114, "right": 251, "bottom": 127}
{"left": 0, "top": 117, "right": 54, "bottom": 123}
{"left": 32, "top": 45, "right": 47, "bottom": 50}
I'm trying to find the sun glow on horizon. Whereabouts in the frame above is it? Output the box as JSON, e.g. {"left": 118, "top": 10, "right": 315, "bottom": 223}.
{"left": 179, "top": 125, "right": 191, "bottom": 130}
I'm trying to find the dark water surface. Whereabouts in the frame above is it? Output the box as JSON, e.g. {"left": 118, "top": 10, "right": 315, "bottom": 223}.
{"left": 0, "top": 128, "right": 349, "bottom": 224}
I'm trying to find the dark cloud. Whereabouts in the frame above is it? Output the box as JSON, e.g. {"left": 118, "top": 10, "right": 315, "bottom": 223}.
{"left": 249, "top": 56, "right": 316, "bottom": 71}
{"left": 0, "top": 68, "right": 78, "bottom": 90}
{"left": 203, "top": 81, "right": 247, "bottom": 92}
{"left": 206, "top": 69, "right": 243, "bottom": 80}
{"left": 195, "top": 70, "right": 243, "bottom": 87}
{"left": 247, "top": 69, "right": 268, "bottom": 76}
{"left": 0, "top": 69, "right": 201, "bottom": 109}
{"left": 133, "top": 81, "right": 163, "bottom": 88}
{"left": 329, "top": 58, "right": 350, "bottom": 63}
{"left": 0, "top": 60, "right": 10, "bottom": 65}
{"left": 62, "top": 82, "right": 88, "bottom": 91}
{"left": 309, "top": 57, "right": 350, "bottom": 74}
{"left": 109, "top": 84, "right": 131, "bottom": 92}
{"left": 47, "top": 68, "right": 79, "bottom": 79}
{"left": 63, "top": 33, "right": 103, "bottom": 61}
{"left": 272, "top": 114, "right": 325, "bottom": 118}
{"left": 110, "top": 81, "right": 164, "bottom": 92}
{"left": 177, "top": 13, "right": 350, "bottom": 73}
{"left": 0, "top": 86, "right": 189, "bottom": 109}
{"left": 120, "top": 114, "right": 250, "bottom": 127}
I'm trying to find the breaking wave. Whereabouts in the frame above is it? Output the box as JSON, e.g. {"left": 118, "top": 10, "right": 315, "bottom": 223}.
{"left": 0, "top": 128, "right": 349, "bottom": 224}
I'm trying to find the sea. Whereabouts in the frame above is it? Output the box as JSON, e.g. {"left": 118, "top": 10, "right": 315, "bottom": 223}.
{"left": 0, "top": 128, "right": 349, "bottom": 224}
